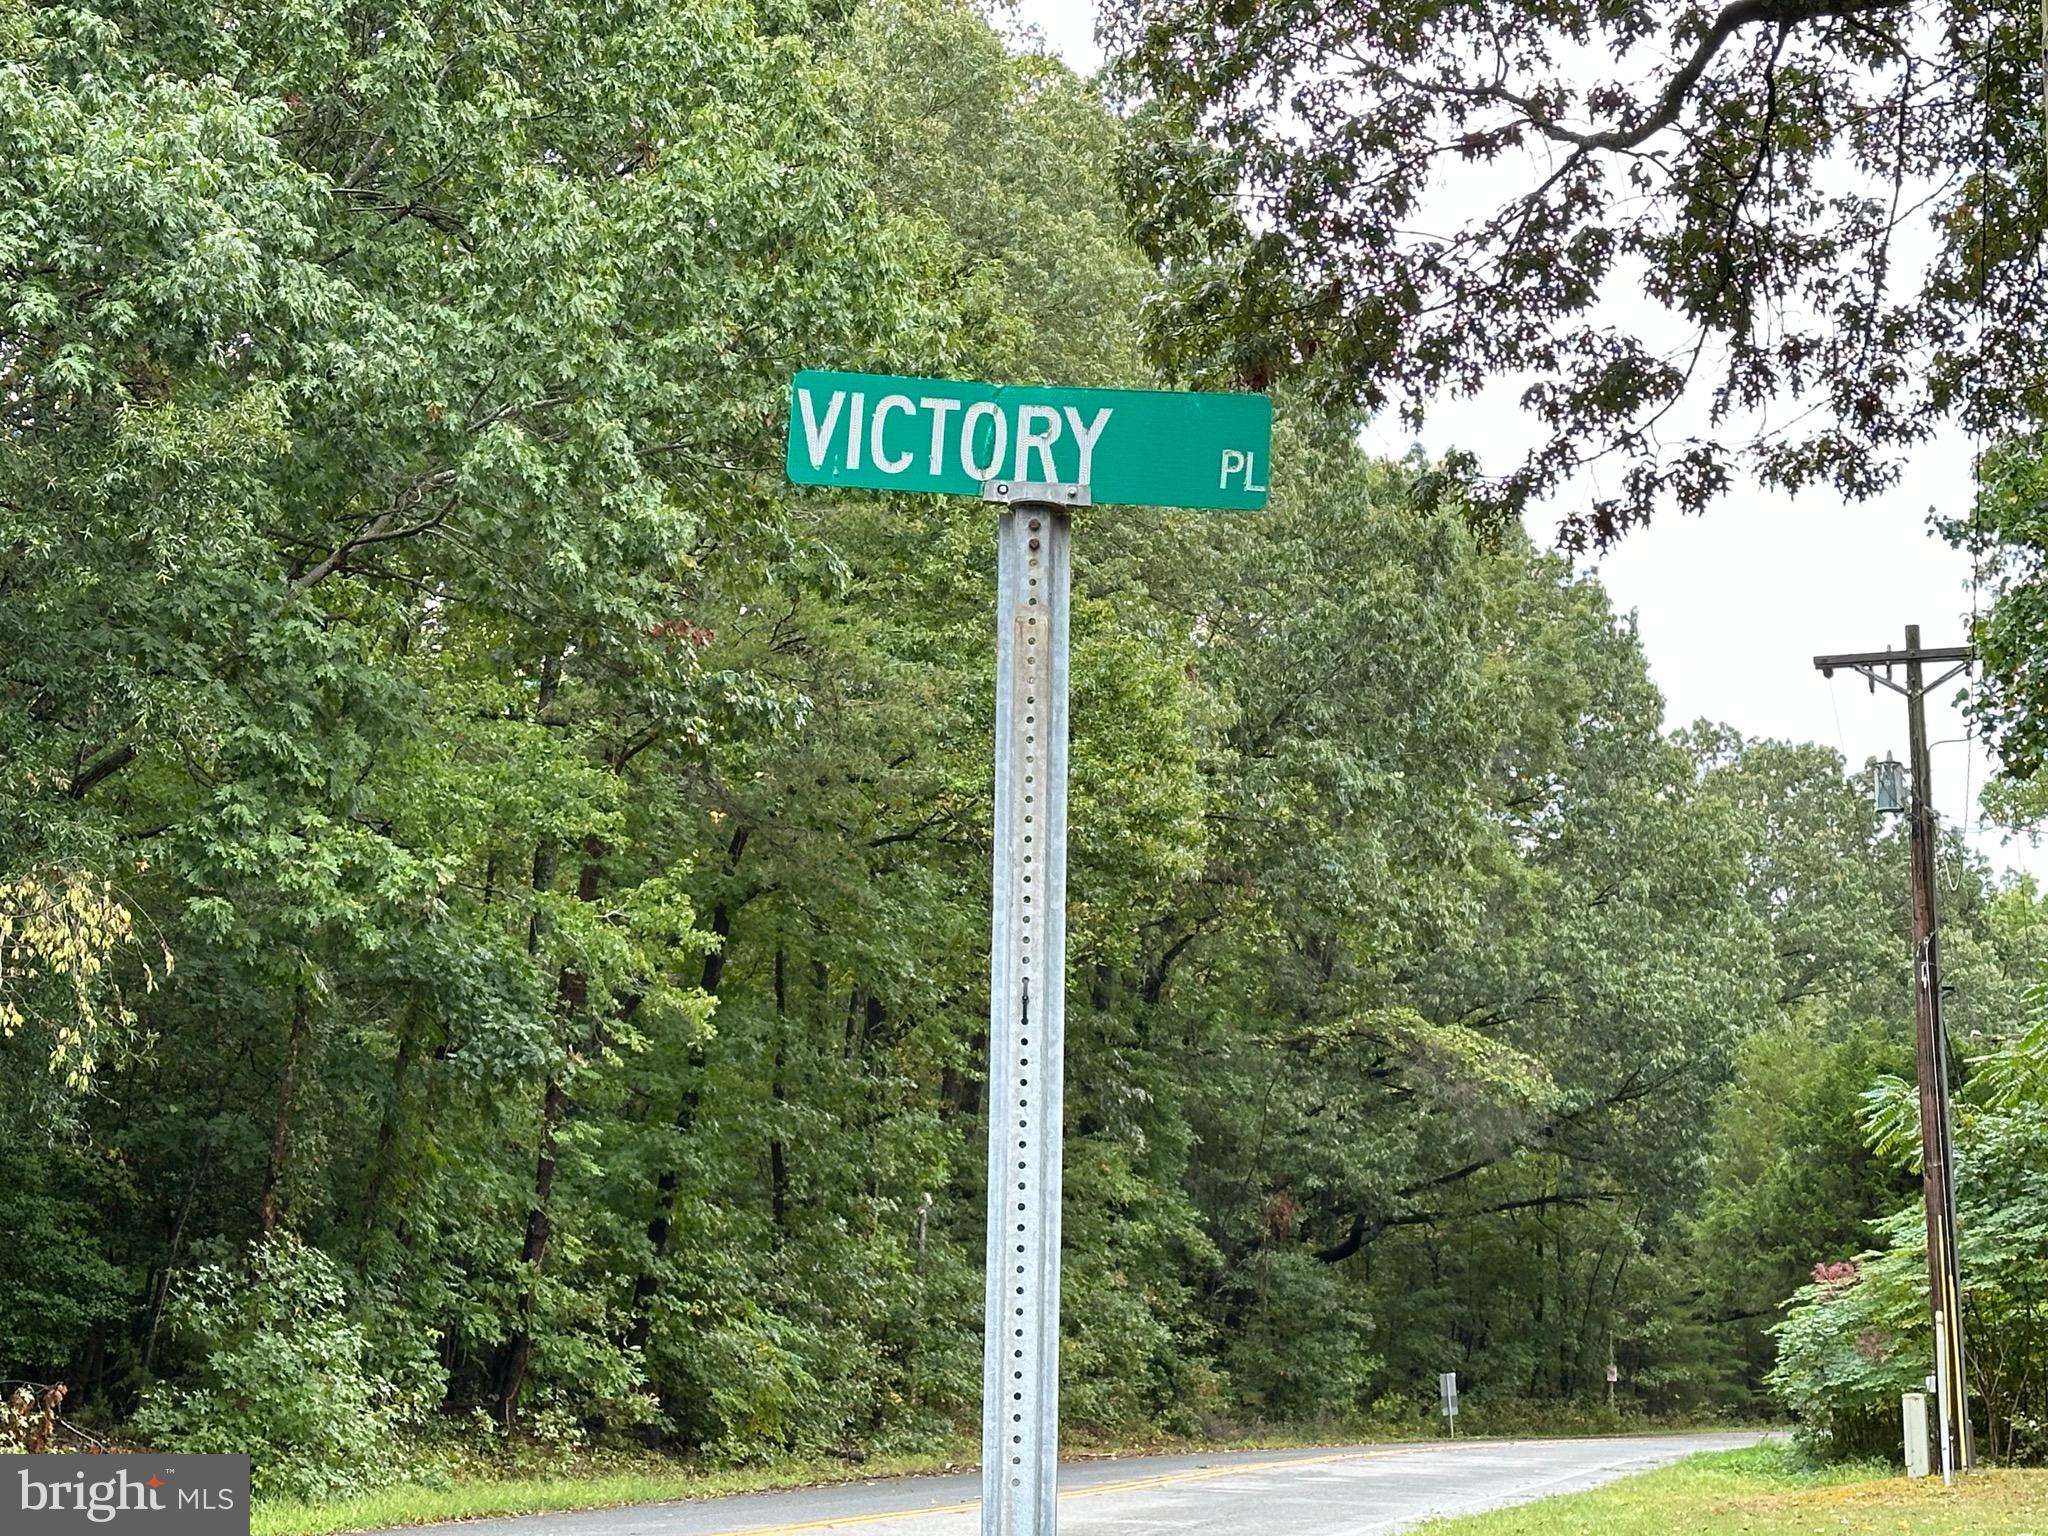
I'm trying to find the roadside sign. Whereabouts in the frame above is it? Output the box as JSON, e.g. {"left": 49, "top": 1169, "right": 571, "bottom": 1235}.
{"left": 782, "top": 361, "right": 1275, "bottom": 1536}
{"left": 1440, "top": 1371, "right": 1458, "bottom": 1417}
{"left": 785, "top": 369, "right": 1273, "bottom": 510}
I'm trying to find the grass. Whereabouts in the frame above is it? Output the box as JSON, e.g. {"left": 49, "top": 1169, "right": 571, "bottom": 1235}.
{"left": 1412, "top": 1443, "right": 2048, "bottom": 1535}
{"left": 249, "top": 1442, "right": 983, "bottom": 1536}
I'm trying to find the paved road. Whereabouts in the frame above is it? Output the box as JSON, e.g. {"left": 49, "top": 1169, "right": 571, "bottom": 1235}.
{"left": 418, "top": 1432, "right": 1762, "bottom": 1536}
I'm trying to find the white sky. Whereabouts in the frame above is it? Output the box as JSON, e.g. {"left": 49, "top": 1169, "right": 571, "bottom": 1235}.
{"left": 1011, "top": 0, "right": 2040, "bottom": 881}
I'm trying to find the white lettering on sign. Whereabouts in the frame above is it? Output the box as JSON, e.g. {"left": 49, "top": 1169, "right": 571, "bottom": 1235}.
{"left": 871, "top": 394, "right": 915, "bottom": 474}
{"left": 799, "top": 389, "right": 845, "bottom": 470}
{"left": 1064, "top": 407, "right": 1110, "bottom": 484}
{"left": 920, "top": 396, "right": 962, "bottom": 474}
{"left": 961, "top": 401, "right": 1007, "bottom": 480}
{"left": 798, "top": 389, "right": 1117, "bottom": 486}
{"left": 1219, "top": 449, "right": 1268, "bottom": 492}
{"left": 1013, "top": 405, "right": 1061, "bottom": 481}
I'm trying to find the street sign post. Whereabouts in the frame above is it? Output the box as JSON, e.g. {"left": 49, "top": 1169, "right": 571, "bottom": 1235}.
{"left": 980, "top": 488, "right": 1070, "bottom": 1536}
{"left": 1440, "top": 1372, "right": 1458, "bottom": 1438}
{"left": 787, "top": 370, "right": 1273, "bottom": 510}
{"left": 786, "top": 370, "right": 1270, "bottom": 1536}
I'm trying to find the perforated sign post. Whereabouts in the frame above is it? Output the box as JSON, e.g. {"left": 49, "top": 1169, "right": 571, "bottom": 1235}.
{"left": 788, "top": 372, "right": 1271, "bottom": 1536}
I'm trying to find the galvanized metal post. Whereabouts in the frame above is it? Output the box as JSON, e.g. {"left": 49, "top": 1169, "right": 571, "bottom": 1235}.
{"left": 981, "top": 480, "right": 1080, "bottom": 1536}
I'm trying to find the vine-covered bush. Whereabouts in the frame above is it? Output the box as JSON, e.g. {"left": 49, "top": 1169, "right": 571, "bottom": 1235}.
{"left": 135, "top": 1237, "right": 440, "bottom": 1500}
{"left": 1766, "top": 1246, "right": 1930, "bottom": 1461}
{"left": 1768, "top": 1020, "right": 2048, "bottom": 1464}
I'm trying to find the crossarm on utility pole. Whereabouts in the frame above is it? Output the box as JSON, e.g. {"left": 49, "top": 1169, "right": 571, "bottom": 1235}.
{"left": 1813, "top": 646, "right": 1974, "bottom": 669}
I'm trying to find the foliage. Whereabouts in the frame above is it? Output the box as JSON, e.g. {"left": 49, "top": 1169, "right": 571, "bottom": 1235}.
{"left": 1929, "top": 443, "right": 2048, "bottom": 789}
{"left": 1104, "top": 0, "right": 2044, "bottom": 542}
{"left": 134, "top": 1237, "right": 430, "bottom": 1500}
{"left": 1767, "top": 1018, "right": 2048, "bottom": 1463}
{"left": 0, "top": 1141, "right": 136, "bottom": 1378}
{"left": 0, "top": 868, "right": 160, "bottom": 1096}
{"left": 5, "top": 0, "right": 2041, "bottom": 1497}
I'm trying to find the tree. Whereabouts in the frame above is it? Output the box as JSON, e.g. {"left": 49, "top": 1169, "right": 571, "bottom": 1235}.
{"left": 13, "top": 0, "right": 2038, "bottom": 1473}
{"left": 0, "top": 0, "right": 926, "bottom": 1429}
{"left": 1769, "top": 1004, "right": 2048, "bottom": 1463}
{"left": 1106, "top": 0, "right": 2034, "bottom": 542}
{"left": 1950, "top": 441, "right": 2048, "bottom": 781}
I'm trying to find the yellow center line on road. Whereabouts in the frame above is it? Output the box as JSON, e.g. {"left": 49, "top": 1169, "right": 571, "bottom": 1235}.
{"left": 707, "top": 1497, "right": 982, "bottom": 1536}
{"left": 708, "top": 1445, "right": 1435, "bottom": 1536}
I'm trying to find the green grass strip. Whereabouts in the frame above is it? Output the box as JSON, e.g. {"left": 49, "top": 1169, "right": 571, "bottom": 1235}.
{"left": 250, "top": 1446, "right": 981, "bottom": 1536}
{"left": 1413, "top": 1444, "right": 2048, "bottom": 1535}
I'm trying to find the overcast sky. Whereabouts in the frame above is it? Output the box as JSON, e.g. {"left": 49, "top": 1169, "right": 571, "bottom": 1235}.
{"left": 1010, "top": 0, "right": 2038, "bottom": 881}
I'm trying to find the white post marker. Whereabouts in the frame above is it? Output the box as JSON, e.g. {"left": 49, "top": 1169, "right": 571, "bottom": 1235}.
{"left": 1440, "top": 1372, "right": 1458, "bottom": 1438}
{"left": 785, "top": 373, "right": 1270, "bottom": 1536}
{"left": 1934, "top": 1312, "right": 1954, "bottom": 1485}
{"left": 1903, "top": 1392, "right": 1931, "bottom": 1478}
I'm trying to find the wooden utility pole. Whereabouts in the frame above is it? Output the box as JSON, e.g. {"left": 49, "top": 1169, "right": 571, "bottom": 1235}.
{"left": 1813, "top": 626, "right": 1974, "bottom": 1476}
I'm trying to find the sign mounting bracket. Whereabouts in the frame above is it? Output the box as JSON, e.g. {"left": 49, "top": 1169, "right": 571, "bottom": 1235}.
{"left": 984, "top": 480, "right": 1090, "bottom": 508}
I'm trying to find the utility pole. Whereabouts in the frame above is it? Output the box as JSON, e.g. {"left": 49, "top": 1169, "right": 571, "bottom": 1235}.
{"left": 1813, "top": 626, "right": 1974, "bottom": 1477}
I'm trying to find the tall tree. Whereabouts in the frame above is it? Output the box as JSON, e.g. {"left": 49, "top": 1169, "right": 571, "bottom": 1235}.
{"left": 1106, "top": 0, "right": 2038, "bottom": 541}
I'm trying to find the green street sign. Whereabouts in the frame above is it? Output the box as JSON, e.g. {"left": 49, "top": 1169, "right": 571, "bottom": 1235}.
{"left": 785, "top": 370, "right": 1272, "bottom": 510}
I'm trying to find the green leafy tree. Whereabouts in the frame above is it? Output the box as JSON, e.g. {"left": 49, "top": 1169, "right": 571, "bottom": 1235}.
{"left": 1769, "top": 1011, "right": 2048, "bottom": 1463}
{"left": 1105, "top": 0, "right": 2040, "bottom": 540}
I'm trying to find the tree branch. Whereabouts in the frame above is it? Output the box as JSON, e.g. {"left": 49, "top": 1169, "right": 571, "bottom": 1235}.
{"left": 68, "top": 743, "right": 135, "bottom": 800}
{"left": 1503, "top": 0, "right": 1903, "bottom": 154}
{"left": 290, "top": 468, "right": 458, "bottom": 590}
{"left": 1315, "top": 1189, "right": 1623, "bottom": 1262}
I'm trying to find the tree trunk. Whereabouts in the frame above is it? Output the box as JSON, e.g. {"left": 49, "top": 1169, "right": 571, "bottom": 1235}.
{"left": 491, "top": 655, "right": 575, "bottom": 1424}
{"left": 359, "top": 1006, "right": 420, "bottom": 1234}
{"left": 492, "top": 845, "right": 605, "bottom": 1422}
{"left": 770, "top": 945, "right": 789, "bottom": 1235}
{"left": 257, "top": 985, "right": 310, "bottom": 1238}
{"left": 491, "top": 1072, "right": 567, "bottom": 1424}
{"left": 623, "top": 825, "right": 748, "bottom": 1351}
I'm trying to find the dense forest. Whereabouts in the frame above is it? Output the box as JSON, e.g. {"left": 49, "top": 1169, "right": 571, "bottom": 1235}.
{"left": 4, "top": 0, "right": 2048, "bottom": 1502}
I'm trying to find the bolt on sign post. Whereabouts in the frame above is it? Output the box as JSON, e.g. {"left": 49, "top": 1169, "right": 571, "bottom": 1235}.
{"left": 788, "top": 371, "right": 1272, "bottom": 1536}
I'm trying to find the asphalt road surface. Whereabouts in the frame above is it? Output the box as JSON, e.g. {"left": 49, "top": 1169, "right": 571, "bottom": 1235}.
{"left": 417, "top": 1432, "right": 1763, "bottom": 1536}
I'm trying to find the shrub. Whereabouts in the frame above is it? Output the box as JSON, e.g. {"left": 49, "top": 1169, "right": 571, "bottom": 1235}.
{"left": 1767, "top": 1018, "right": 2048, "bottom": 1464}
{"left": 1764, "top": 1250, "right": 1926, "bottom": 1460}
{"left": 134, "top": 1236, "right": 427, "bottom": 1500}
